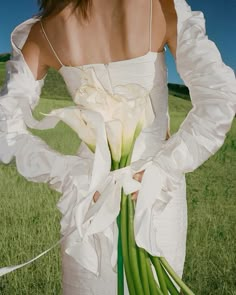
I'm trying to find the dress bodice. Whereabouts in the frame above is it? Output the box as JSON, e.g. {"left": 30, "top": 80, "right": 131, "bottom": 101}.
{"left": 58, "top": 51, "right": 167, "bottom": 100}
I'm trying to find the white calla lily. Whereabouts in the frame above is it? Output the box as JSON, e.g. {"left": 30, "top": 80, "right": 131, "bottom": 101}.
{"left": 41, "top": 107, "right": 96, "bottom": 152}
{"left": 105, "top": 120, "right": 123, "bottom": 163}
{"left": 73, "top": 68, "right": 155, "bottom": 161}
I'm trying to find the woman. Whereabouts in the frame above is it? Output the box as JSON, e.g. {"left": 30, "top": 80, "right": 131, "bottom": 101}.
{"left": 0, "top": 0, "right": 235, "bottom": 294}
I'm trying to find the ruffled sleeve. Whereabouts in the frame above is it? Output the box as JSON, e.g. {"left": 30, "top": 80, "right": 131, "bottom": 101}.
{"left": 131, "top": 0, "right": 236, "bottom": 255}
{"left": 0, "top": 17, "right": 89, "bottom": 194}
{"left": 0, "top": 17, "right": 98, "bottom": 277}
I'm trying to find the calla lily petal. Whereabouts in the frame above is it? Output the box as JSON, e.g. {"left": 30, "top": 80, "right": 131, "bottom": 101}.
{"left": 106, "top": 120, "right": 123, "bottom": 163}
{"left": 41, "top": 107, "right": 96, "bottom": 151}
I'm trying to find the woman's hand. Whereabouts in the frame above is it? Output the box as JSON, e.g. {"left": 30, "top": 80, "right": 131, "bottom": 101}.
{"left": 131, "top": 170, "right": 145, "bottom": 200}
{"left": 92, "top": 170, "right": 145, "bottom": 202}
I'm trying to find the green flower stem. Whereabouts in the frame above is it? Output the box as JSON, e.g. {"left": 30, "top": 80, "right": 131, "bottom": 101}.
{"left": 159, "top": 263, "right": 180, "bottom": 295}
{"left": 160, "top": 257, "right": 195, "bottom": 295}
{"left": 145, "top": 252, "right": 164, "bottom": 295}
{"left": 119, "top": 151, "right": 137, "bottom": 295}
{"left": 125, "top": 147, "right": 133, "bottom": 166}
{"left": 120, "top": 192, "right": 136, "bottom": 295}
{"left": 149, "top": 256, "right": 168, "bottom": 295}
{"left": 116, "top": 153, "right": 131, "bottom": 295}
{"left": 113, "top": 159, "right": 126, "bottom": 295}
{"left": 120, "top": 155, "right": 128, "bottom": 168}
{"left": 113, "top": 160, "right": 120, "bottom": 170}
{"left": 117, "top": 212, "right": 124, "bottom": 295}
{"left": 127, "top": 197, "right": 144, "bottom": 295}
{"left": 125, "top": 131, "right": 140, "bottom": 166}
{"left": 137, "top": 248, "right": 150, "bottom": 295}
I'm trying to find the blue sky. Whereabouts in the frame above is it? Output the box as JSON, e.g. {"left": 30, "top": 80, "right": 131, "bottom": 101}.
{"left": 0, "top": 0, "right": 235, "bottom": 84}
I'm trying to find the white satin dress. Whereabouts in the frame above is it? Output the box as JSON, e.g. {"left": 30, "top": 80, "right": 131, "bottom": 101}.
{"left": 0, "top": 0, "right": 235, "bottom": 294}
{"left": 56, "top": 26, "right": 187, "bottom": 295}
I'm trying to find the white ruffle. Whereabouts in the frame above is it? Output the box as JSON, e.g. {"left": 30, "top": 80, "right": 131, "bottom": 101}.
{"left": 0, "top": 0, "right": 236, "bottom": 278}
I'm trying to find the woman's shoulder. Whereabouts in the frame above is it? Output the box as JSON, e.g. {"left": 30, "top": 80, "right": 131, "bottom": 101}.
{"left": 9, "top": 17, "right": 49, "bottom": 81}
{"left": 11, "top": 17, "right": 40, "bottom": 50}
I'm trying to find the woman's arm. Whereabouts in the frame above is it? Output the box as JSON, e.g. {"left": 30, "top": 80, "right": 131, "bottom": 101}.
{"left": 162, "top": 0, "right": 177, "bottom": 59}
{"left": 0, "top": 18, "right": 90, "bottom": 194}
{"left": 21, "top": 21, "right": 49, "bottom": 81}
{"left": 131, "top": 0, "right": 178, "bottom": 200}
{"left": 0, "top": 18, "right": 98, "bottom": 277}
{"left": 131, "top": 0, "right": 236, "bottom": 255}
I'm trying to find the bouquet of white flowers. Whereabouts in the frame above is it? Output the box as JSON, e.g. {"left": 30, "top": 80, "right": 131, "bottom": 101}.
{"left": 42, "top": 68, "right": 194, "bottom": 295}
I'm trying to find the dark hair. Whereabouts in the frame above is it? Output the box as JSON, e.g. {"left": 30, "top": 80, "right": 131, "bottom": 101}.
{"left": 37, "top": 0, "right": 93, "bottom": 20}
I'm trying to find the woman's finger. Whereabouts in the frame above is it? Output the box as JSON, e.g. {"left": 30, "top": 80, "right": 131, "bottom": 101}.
{"left": 131, "top": 191, "right": 138, "bottom": 201}
{"left": 131, "top": 170, "right": 145, "bottom": 201}
{"left": 133, "top": 170, "right": 145, "bottom": 182}
{"left": 93, "top": 191, "right": 101, "bottom": 202}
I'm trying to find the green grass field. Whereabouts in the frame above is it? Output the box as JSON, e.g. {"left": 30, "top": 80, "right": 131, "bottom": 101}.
{"left": 0, "top": 62, "right": 235, "bottom": 294}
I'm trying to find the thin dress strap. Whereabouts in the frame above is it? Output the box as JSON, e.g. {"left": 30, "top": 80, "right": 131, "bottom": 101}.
{"left": 39, "top": 19, "right": 64, "bottom": 67}
{"left": 149, "top": 0, "right": 153, "bottom": 51}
